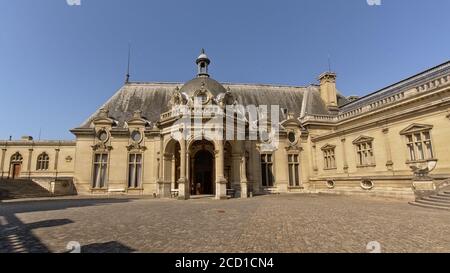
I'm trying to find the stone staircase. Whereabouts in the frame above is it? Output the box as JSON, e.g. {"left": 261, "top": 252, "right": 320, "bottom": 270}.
{"left": 0, "top": 179, "right": 54, "bottom": 200}
{"left": 410, "top": 189, "right": 450, "bottom": 211}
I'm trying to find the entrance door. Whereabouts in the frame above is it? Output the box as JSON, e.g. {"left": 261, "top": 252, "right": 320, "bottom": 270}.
{"left": 12, "top": 164, "right": 21, "bottom": 179}
{"left": 193, "top": 151, "right": 214, "bottom": 195}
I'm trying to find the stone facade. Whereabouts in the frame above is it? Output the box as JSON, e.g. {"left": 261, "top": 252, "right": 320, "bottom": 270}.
{"left": 1, "top": 52, "right": 449, "bottom": 200}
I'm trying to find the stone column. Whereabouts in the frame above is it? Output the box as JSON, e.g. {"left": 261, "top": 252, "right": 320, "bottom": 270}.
{"left": 1, "top": 148, "right": 6, "bottom": 179}
{"left": 178, "top": 140, "right": 189, "bottom": 200}
{"left": 186, "top": 152, "right": 190, "bottom": 187}
{"left": 240, "top": 153, "right": 248, "bottom": 198}
{"left": 382, "top": 128, "right": 394, "bottom": 171}
{"left": 54, "top": 148, "right": 60, "bottom": 181}
{"left": 171, "top": 155, "right": 176, "bottom": 190}
{"left": 231, "top": 153, "right": 241, "bottom": 194}
{"left": 27, "top": 148, "right": 33, "bottom": 179}
{"left": 312, "top": 144, "right": 318, "bottom": 172}
{"left": 215, "top": 140, "right": 228, "bottom": 200}
{"left": 341, "top": 138, "right": 348, "bottom": 173}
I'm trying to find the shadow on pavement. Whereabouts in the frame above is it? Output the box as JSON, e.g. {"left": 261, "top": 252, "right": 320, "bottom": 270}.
{"left": 0, "top": 198, "right": 134, "bottom": 253}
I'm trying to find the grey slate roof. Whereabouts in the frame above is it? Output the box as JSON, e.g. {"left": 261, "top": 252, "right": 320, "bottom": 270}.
{"left": 340, "top": 60, "right": 450, "bottom": 112}
{"left": 78, "top": 81, "right": 336, "bottom": 129}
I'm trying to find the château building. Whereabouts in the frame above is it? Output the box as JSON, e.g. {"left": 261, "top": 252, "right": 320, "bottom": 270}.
{"left": 1, "top": 50, "right": 450, "bottom": 200}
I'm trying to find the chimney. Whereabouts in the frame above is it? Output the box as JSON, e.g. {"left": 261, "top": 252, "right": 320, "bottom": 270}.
{"left": 21, "top": 136, "right": 33, "bottom": 141}
{"left": 318, "top": 72, "right": 338, "bottom": 112}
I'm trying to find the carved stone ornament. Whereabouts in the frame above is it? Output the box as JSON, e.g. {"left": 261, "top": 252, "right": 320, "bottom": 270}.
{"left": 169, "top": 87, "right": 188, "bottom": 107}
{"left": 126, "top": 142, "right": 147, "bottom": 152}
{"left": 91, "top": 142, "right": 113, "bottom": 152}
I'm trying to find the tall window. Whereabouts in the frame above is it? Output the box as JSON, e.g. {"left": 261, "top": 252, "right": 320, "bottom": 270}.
{"left": 405, "top": 131, "right": 434, "bottom": 161}
{"left": 261, "top": 154, "right": 274, "bottom": 187}
{"left": 36, "top": 153, "right": 50, "bottom": 170}
{"left": 288, "top": 154, "right": 300, "bottom": 187}
{"left": 128, "top": 154, "right": 142, "bottom": 188}
{"left": 353, "top": 137, "right": 375, "bottom": 167}
{"left": 400, "top": 124, "right": 435, "bottom": 162}
{"left": 92, "top": 153, "right": 108, "bottom": 189}
{"left": 322, "top": 145, "right": 336, "bottom": 169}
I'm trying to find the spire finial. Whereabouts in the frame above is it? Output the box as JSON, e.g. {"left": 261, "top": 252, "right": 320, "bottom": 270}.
{"left": 125, "top": 43, "right": 131, "bottom": 84}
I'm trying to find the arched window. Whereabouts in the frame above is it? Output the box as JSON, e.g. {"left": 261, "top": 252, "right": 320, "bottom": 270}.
{"left": 36, "top": 153, "right": 50, "bottom": 170}
{"left": 11, "top": 152, "right": 23, "bottom": 163}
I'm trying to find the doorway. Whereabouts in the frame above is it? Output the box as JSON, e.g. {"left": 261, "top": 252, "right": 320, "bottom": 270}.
{"left": 192, "top": 150, "right": 214, "bottom": 195}
{"left": 12, "top": 164, "right": 21, "bottom": 179}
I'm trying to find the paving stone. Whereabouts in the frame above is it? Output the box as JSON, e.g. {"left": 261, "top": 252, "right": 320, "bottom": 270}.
{"left": 1, "top": 194, "right": 449, "bottom": 253}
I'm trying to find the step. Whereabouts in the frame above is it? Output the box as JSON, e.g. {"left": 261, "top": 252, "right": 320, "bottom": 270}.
{"left": 416, "top": 199, "right": 450, "bottom": 208}
{"left": 437, "top": 192, "right": 450, "bottom": 198}
{"left": 409, "top": 201, "right": 450, "bottom": 211}
{"left": 0, "top": 179, "right": 53, "bottom": 199}
{"left": 429, "top": 194, "right": 450, "bottom": 201}
{"left": 424, "top": 196, "right": 450, "bottom": 203}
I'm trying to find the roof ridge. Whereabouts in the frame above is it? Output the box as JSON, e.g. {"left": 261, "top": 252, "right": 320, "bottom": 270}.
{"left": 340, "top": 60, "right": 450, "bottom": 109}
{"left": 124, "top": 81, "right": 309, "bottom": 89}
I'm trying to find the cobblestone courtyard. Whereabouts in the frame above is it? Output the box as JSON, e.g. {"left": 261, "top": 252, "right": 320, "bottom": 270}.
{"left": 1, "top": 194, "right": 449, "bottom": 253}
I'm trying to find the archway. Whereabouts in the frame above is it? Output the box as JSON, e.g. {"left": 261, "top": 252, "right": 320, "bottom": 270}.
{"left": 192, "top": 150, "right": 214, "bottom": 195}
{"left": 189, "top": 139, "right": 215, "bottom": 196}
{"left": 163, "top": 139, "right": 180, "bottom": 190}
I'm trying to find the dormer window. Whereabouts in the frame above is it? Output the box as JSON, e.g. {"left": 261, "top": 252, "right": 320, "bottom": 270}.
{"left": 97, "top": 129, "right": 109, "bottom": 143}
{"left": 130, "top": 130, "right": 142, "bottom": 143}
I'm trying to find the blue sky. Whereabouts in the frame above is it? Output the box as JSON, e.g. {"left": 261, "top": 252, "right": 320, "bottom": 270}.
{"left": 0, "top": 0, "right": 449, "bottom": 140}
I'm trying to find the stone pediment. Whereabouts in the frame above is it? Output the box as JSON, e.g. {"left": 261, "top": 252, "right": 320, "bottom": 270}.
{"left": 126, "top": 110, "right": 150, "bottom": 127}
{"left": 92, "top": 108, "right": 116, "bottom": 127}
{"left": 352, "top": 135, "right": 374, "bottom": 144}
{"left": 400, "top": 123, "right": 433, "bottom": 135}
{"left": 281, "top": 118, "right": 301, "bottom": 128}
{"left": 321, "top": 144, "right": 336, "bottom": 151}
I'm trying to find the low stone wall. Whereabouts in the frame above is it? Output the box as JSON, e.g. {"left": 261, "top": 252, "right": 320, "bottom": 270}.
{"left": 32, "top": 177, "right": 76, "bottom": 196}
{"left": 308, "top": 177, "right": 416, "bottom": 201}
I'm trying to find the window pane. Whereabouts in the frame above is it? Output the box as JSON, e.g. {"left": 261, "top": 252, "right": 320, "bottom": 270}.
{"left": 288, "top": 164, "right": 293, "bottom": 186}
{"left": 261, "top": 164, "right": 267, "bottom": 186}
{"left": 416, "top": 142, "right": 424, "bottom": 160}
{"left": 136, "top": 163, "right": 142, "bottom": 187}
{"left": 414, "top": 133, "right": 422, "bottom": 142}
{"left": 93, "top": 164, "right": 100, "bottom": 188}
{"left": 408, "top": 144, "right": 415, "bottom": 161}
{"left": 426, "top": 142, "right": 433, "bottom": 159}
{"left": 407, "top": 135, "right": 413, "bottom": 143}
{"left": 268, "top": 164, "right": 274, "bottom": 186}
{"left": 128, "top": 164, "right": 135, "bottom": 188}
{"left": 100, "top": 163, "right": 107, "bottom": 188}
{"left": 294, "top": 164, "right": 299, "bottom": 186}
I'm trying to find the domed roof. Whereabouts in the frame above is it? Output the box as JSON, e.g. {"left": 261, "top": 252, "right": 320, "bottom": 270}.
{"left": 179, "top": 76, "right": 227, "bottom": 97}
